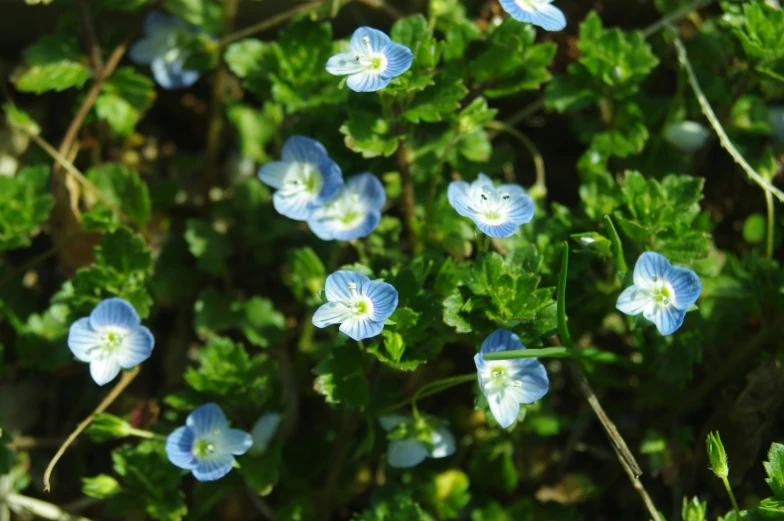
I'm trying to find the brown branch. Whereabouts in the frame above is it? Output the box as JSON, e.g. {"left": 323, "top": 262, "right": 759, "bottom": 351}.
{"left": 43, "top": 367, "right": 140, "bottom": 492}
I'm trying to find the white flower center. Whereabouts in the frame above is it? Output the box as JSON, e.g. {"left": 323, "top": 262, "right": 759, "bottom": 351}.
{"left": 515, "top": 0, "right": 548, "bottom": 11}
{"left": 482, "top": 361, "right": 521, "bottom": 395}
{"left": 473, "top": 188, "right": 513, "bottom": 225}
{"left": 648, "top": 277, "right": 675, "bottom": 306}
{"left": 98, "top": 326, "right": 127, "bottom": 353}
{"left": 282, "top": 162, "right": 323, "bottom": 198}
{"left": 346, "top": 282, "right": 373, "bottom": 317}
{"left": 318, "top": 192, "right": 367, "bottom": 230}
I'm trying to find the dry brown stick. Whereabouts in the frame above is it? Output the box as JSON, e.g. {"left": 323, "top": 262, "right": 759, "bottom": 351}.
{"left": 75, "top": 0, "right": 103, "bottom": 72}
{"left": 43, "top": 367, "right": 140, "bottom": 492}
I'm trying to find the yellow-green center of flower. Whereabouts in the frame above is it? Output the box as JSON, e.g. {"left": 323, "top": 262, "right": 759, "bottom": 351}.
{"left": 650, "top": 277, "right": 673, "bottom": 305}
{"left": 193, "top": 439, "right": 216, "bottom": 458}
{"left": 354, "top": 300, "right": 368, "bottom": 315}
{"left": 100, "top": 331, "right": 125, "bottom": 351}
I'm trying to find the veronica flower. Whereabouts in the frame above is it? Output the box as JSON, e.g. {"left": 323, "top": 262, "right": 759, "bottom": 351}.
{"left": 447, "top": 173, "right": 535, "bottom": 238}
{"left": 257, "top": 136, "right": 343, "bottom": 221}
{"left": 312, "top": 270, "right": 398, "bottom": 341}
{"left": 129, "top": 11, "right": 202, "bottom": 90}
{"left": 379, "top": 414, "right": 456, "bottom": 468}
{"left": 67, "top": 298, "right": 154, "bottom": 386}
{"left": 166, "top": 403, "right": 253, "bottom": 482}
{"left": 326, "top": 27, "right": 414, "bottom": 92}
{"left": 248, "top": 412, "right": 281, "bottom": 456}
{"left": 307, "top": 173, "right": 385, "bottom": 241}
{"left": 664, "top": 121, "right": 710, "bottom": 153}
{"left": 499, "top": 0, "right": 567, "bottom": 31}
{"left": 474, "top": 329, "right": 549, "bottom": 429}
{"left": 616, "top": 252, "right": 702, "bottom": 335}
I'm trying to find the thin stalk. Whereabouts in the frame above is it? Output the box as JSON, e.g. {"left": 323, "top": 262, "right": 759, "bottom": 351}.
{"left": 43, "top": 367, "right": 140, "bottom": 491}
{"left": 557, "top": 242, "right": 574, "bottom": 347}
{"left": 382, "top": 374, "right": 476, "bottom": 414}
{"left": 482, "top": 346, "right": 634, "bottom": 366}
{"left": 604, "top": 215, "right": 629, "bottom": 274}
{"left": 670, "top": 27, "right": 784, "bottom": 202}
{"left": 485, "top": 120, "right": 546, "bottom": 194}
{"left": 765, "top": 189, "right": 775, "bottom": 259}
{"left": 28, "top": 132, "right": 129, "bottom": 223}
{"left": 127, "top": 428, "right": 167, "bottom": 440}
{"left": 642, "top": 0, "right": 715, "bottom": 38}
{"left": 722, "top": 476, "right": 742, "bottom": 519}
{"left": 6, "top": 493, "right": 95, "bottom": 521}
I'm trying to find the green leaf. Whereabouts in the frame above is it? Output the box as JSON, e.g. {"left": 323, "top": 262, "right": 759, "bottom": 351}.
{"left": 2, "top": 103, "right": 41, "bottom": 135}
{"left": 184, "top": 219, "right": 233, "bottom": 276}
{"left": 422, "top": 470, "right": 471, "bottom": 519}
{"left": 743, "top": 213, "right": 767, "bottom": 244}
{"left": 164, "top": 0, "right": 222, "bottom": 34}
{"left": 682, "top": 497, "right": 707, "bottom": 521}
{"left": 225, "top": 102, "right": 282, "bottom": 163}
{"left": 85, "top": 413, "right": 133, "bottom": 442}
{"left": 111, "top": 441, "right": 187, "bottom": 521}
{"left": 764, "top": 443, "right": 784, "bottom": 497}
{"left": 0, "top": 165, "right": 53, "bottom": 250}
{"left": 184, "top": 336, "right": 275, "bottom": 404}
{"left": 314, "top": 344, "right": 369, "bottom": 408}
{"left": 224, "top": 38, "right": 266, "bottom": 79}
{"left": 85, "top": 164, "right": 152, "bottom": 227}
{"left": 457, "top": 97, "right": 498, "bottom": 135}
{"left": 194, "top": 288, "right": 285, "bottom": 348}
{"left": 14, "top": 35, "right": 91, "bottom": 93}
{"left": 590, "top": 103, "right": 649, "bottom": 158}
{"left": 352, "top": 492, "right": 434, "bottom": 521}
{"left": 95, "top": 67, "right": 156, "bottom": 136}
{"left": 340, "top": 111, "right": 401, "bottom": 158}
{"left": 734, "top": 3, "right": 784, "bottom": 62}
{"left": 284, "top": 247, "right": 326, "bottom": 305}
{"left": 82, "top": 474, "right": 121, "bottom": 499}
{"left": 0, "top": 426, "right": 13, "bottom": 474}
{"left": 403, "top": 73, "right": 468, "bottom": 123}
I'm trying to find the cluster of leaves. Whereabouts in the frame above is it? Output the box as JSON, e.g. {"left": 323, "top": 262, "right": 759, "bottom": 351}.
{"left": 1, "top": 0, "right": 783, "bottom": 521}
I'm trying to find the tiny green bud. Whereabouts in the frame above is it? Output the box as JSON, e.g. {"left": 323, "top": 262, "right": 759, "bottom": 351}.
{"left": 706, "top": 431, "right": 729, "bottom": 479}
{"left": 85, "top": 413, "right": 133, "bottom": 443}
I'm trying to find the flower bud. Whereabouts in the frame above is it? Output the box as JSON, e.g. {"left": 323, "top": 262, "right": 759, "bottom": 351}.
{"left": 706, "top": 431, "right": 729, "bottom": 479}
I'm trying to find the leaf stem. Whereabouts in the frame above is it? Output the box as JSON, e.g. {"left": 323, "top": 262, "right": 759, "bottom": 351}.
{"left": 557, "top": 241, "right": 574, "bottom": 347}
{"left": 604, "top": 215, "right": 629, "bottom": 274}
{"left": 669, "top": 26, "right": 784, "bottom": 202}
{"left": 722, "top": 476, "right": 742, "bottom": 519}
{"left": 382, "top": 373, "right": 477, "bottom": 415}
{"left": 482, "top": 346, "right": 634, "bottom": 366}
{"left": 765, "top": 189, "right": 775, "bottom": 259}
{"left": 43, "top": 367, "right": 140, "bottom": 492}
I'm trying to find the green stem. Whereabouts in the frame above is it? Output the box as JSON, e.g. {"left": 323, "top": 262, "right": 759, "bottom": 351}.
{"left": 722, "top": 476, "right": 742, "bottom": 519}
{"left": 557, "top": 241, "right": 574, "bottom": 347}
{"left": 478, "top": 234, "right": 490, "bottom": 253}
{"left": 127, "top": 428, "right": 167, "bottom": 441}
{"left": 765, "top": 189, "right": 775, "bottom": 260}
{"left": 483, "top": 346, "right": 635, "bottom": 366}
{"left": 604, "top": 215, "right": 629, "bottom": 274}
{"left": 382, "top": 374, "right": 476, "bottom": 415}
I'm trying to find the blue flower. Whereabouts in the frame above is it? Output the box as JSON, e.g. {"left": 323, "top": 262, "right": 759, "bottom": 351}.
{"left": 616, "top": 252, "right": 702, "bottom": 335}
{"left": 129, "top": 11, "right": 202, "bottom": 90}
{"left": 326, "top": 27, "right": 414, "bottom": 92}
{"left": 499, "top": 0, "right": 567, "bottom": 31}
{"left": 165, "top": 403, "right": 253, "bottom": 482}
{"left": 447, "top": 173, "right": 535, "bottom": 238}
{"left": 664, "top": 121, "right": 710, "bottom": 153}
{"left": 379, "top": 414, "right": 456, "bottom": 468}
{"left": 248, "top": 412, "right": 281, "bottom": 456}
{"left": 474, "top": 329, "right": 549, "bottom": 429}
{"left": 307, "top": 173, "right": 385, "bottom": 241}
{"left": 312, "top": 270, "right": 398, "bottom": 341}
{"left": 257, "top": 136, "right": 343, "bottom": 221}
{"left": 67, "top": 298, "right": 154, "bottom": 386}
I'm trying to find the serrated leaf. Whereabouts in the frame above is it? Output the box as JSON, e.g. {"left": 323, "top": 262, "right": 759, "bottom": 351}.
{"left": 314, "top": 344, "right": 369, "bottom": 408}
{"left": 194, "top": 288, "right": 285, "bottom": 348}
{"left": 86, "top": 164, "right": 152, "bottom": 227}
{"left": 0, "top": 165, "right": 53, "bottom": 250}
{"left": 340, "top": 111, "right": 400, "bottom": 158}
{"left": 184, "top": 219, "right": 233, "bottom": 276}
{"left": 15, "top": 35, "right": 91, "bottom": 93}
{"left": 765, "top": 443, "right": 784, "bottom": 497}
{"left": 95, "top": 67, "right": 156, "bottom": 136}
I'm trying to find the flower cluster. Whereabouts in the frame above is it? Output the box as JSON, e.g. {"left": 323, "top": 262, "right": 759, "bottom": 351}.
{"left": 258, "top": 137, "right": 385, "bottom": 241}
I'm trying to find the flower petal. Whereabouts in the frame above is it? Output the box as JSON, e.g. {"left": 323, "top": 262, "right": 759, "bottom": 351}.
{"left": 387, "top": 439, "right": 429, "bottom": 468}
{"left": 644, "top": 305, "right": 686, "bottom": 336}
{"left": 486, "top": 388, "right": 523, "bottom": 428}
{"left": 429, "top": 427, "right": 456, "bottom": 459}
{"left": 381, "top": 42, "right": 414, "bottom": 77}
{"left": 315, "top": 155, "right": 344, "bottom": 204}
{"left": 221, "top": 429, "right": 253, "bottom": 456}
{"left": 324, "top": 270, "right": 371, "bottom": 302}
{"left": 187, "top": 403, "right": 229, "bottom": 437}
{"left": 67, "top": 318, "right": 100, "bottom": 362}
{"left": 89, "top": 298, "right": 140, "bottom": 330}
{"left": 312, "top": 302, "right": 354, "bottom": 328}
{"left": 364, "top": 280, "right": 398, "bottom": 322}
{"left": 116, "top": 326, "right": 154, "bottom": 369}
{"left": 665, "top": 265, "right": 702, "bottom": 310}
{"left": 378, "top": 414, "right": 409, "bottom": 432}
{"left": 166, "top": 426, "right": 198, "bottom": 470}
{"left": 476, "top": 220, "right": 520, "bottom": 238}
{"left": 309, "top": 211, "right": 381, "bottom": 241}
{"left": 345, "top": 173, "right": 386, "bottom": 211}
{"left": 257, "top": 161, "right": 293, "bottom": 190}
{"left": 633, "top": 252, "right": 672, "bottom": 290}
{"left": 326, "top": 51, "right": 365, "bottom": 76}
{"left": 249, "top": 413, "right": 282, "bottom": 456}
{"left": 447, "top": 181, "right": 478, "bottom": 219}
{"left": 347, "top": 72, "right": 391, "bottom": 92}
{"left": 129, "top": 37, "right": 164, "bottom": 65}
{"left": 144, "top": 11, "right": 182, "bottom": 35}
{"left": 90, "top": 357, "right": 122, "bottom": 386}
{"left": 192, "top": 453, "right": 235, "bottom": 481}
{"left": 339, "top": 315, "right": 384, "bottom": 341}
{"left": 281, "top": 136, "right": 328, "bottom": 164}
{"left": 151, "top": 58, "right": 200, "bottom": 90}
{"left": 616, "top": 285, "right": 652, "bottom": 316}
{"left": 480, "top": 329, "right": 523, "bottom": 354}
{"left": 273, "top": 189, "right": 317, "bottom": 221}
{"left": 499, "top": 0, "right": 566, "bottom": 31}
{"left": 506, "top": 358, "right": 549, "bottom": 404}
{"left": 505, "top": 193, "right": 535, "bottom": 226}
{"left": 350, "top": 27, "right": 391, "bottom": 55}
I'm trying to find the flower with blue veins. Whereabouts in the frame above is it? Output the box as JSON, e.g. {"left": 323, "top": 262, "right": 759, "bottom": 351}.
{"left": 248, "top": 412, "right": 281, "bottom": 456}
{"left": 257, "top": 136, "right": 343, "bottom": 221}
{"left": 67, "top": 298, "right": 154, "bottom": 386}
{"left": 499, "top": 0, "right": 567, "bottom": 31}
{"left": 616, "top": 252, "right": 702, "bottom": 335}
{"left": 474, "top": 329, "right": 549, "bottom": 429}
{"left": 312, "top": 270, "right": 398, "bottom": 341}
{"left": 307, "top": 173, "right": 385, "bottom": 241}
{"left": 379, "top": 414, "right": 456, "bottom": 468}
{"left": 326, "top": 27, "right": 414, "bottom": 92}
{"left": 165, "top": 403, "right": 253, "bottom": 482}
{"left": 129, "top": 11, "right": 204, "bottom": 90}
{"left": 447, "top": 173, "right": 535, "bottom": 238}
